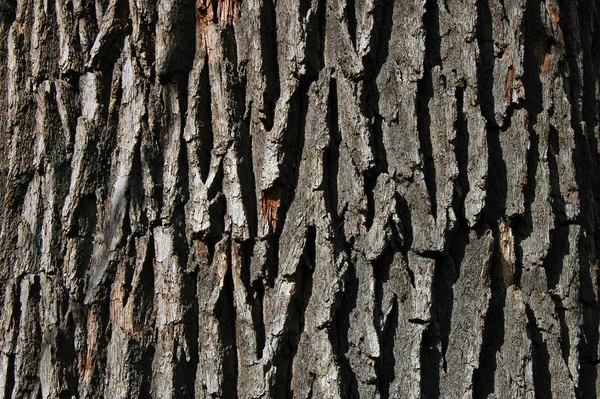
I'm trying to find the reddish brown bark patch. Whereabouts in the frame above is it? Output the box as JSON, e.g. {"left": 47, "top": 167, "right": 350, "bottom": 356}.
{"left": 505, "top": 66, "right": 515, "bottom": 104}
{"left": 548, "top": 3, "right": 561, "bottom": 33}
{"left": 541, "top": 52, "right": 554, "bottom": 73}
{"left": 260, "top": 185, "right": 282, "bottom": 231}
{"left": 197, "top": 0, "right": 240, "bottom": 26}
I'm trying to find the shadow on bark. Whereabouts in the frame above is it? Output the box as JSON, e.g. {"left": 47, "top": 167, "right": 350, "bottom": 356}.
{"left": 374, "top": 251, "right": 397, "bottom": 399}
{"left": 556, "top": 4, "right": 600, "bottom": 394}
{"left": 416, "top": 0, "right": 442, "bottom": 219}
{"left": 270, "top": 226, "right": 316, "bottom": 399}
{"left": 215, "top": 238, "right": 239, "bottom": 399}
{"left": 476, "top": 0, "right": 507, "bottom": 223}
{"left": 259, "top": 0, "right": 280, "bottom": 131}
{"left": 330, "top": 253, "right": 360, "bottom": 399}
{"left": 361, "top": 0, "right": 394, "bottom": 229}
{"left": 453, "top": 85, "right": 470, "bottom": 225}
{"left": 526, "top": 304, "right": 553, "bottom": 398}
{"left": 473, "top": 223, "right": 506, "bottom": 398}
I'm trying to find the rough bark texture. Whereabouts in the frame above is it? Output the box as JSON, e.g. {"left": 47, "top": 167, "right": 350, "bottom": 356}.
{"left": 0, "top": 0, "right": 600, "bottom": 397}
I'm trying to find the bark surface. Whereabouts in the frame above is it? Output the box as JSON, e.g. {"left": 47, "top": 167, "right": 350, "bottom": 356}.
{"left": 0, "top": 0, "right": 600, "bottom": 397}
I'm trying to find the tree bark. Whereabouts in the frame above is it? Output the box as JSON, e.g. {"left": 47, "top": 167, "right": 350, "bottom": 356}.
{"left": 0, "top": 0, "right": 599, "bottom": 397}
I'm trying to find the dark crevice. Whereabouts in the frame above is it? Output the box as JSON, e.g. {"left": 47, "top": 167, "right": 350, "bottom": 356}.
{"left": 146, "top": 89, "right": 165, "bottom": 223}
{"left": 98, "top": 57, "right": 122, "bottom": 123}
{"left": 416, "top": 0, "right": 441, "bottom": 219}
{"left": 298, "top": 0, "right": 312, "bottom": 20}
{"left": 264, "top": 77, "right": 313, "bottom": 285}
{"left": 577, "top": 7, "right": 600, "bottom": 382}
{"left": 205, "top": 159, "right": 226, "bottom": 240}
{"left": 477, "top": 0, "right": 507, "bottom": 223}
{"left": 169, "top": 106, "right": 196, "bottom": 398}
{"left": 302, "top": 0, "right": 326, "bottom": 78}
{"left": 325, "top": 77, "right": 341, "bottom": 225}
{"left": 292, "top": 227, "right": 316, "bottom": 392}
{"left": 436, "top": 229, "right": 469, "bottom": 374}
{"left": 346, "top": 0, "right": 357, "bottom": 48}
{"left": 196, "top": 52, "right": 214, "bottom": 183}
{"left": 259, "top": 0, "right": 280, "bottom": 131}
{"left": 578, "top": 231, "right": 599, "bottom": 398}
{"left": 69, "top": 193, "right": 98, "bottom": 239}
{"left": 547, "top": 125, "right": 568, "bottom": 223}
{"left": 316, "top": 0, "right": 327, "bottom": 72}
{"left": 576, "top": 0, "right": 600, "bottom": 239}
{"left": 263, "top": 236, "right": 279, "bottom": 289}
{"left": 299, "top": 226, "right": 316, "bottom": 336}
{"left": 177, "top": 75, "right": 191, "bottom": 207}
{"left": 513, "top": 0, "right": 546, "bottom": 286}
{"left": 122, "top": 202, "right": 132, "bottom": 246}
{"left": 395, "top": 193, "right": 414, "bottom": 255}
{"left": 270, "top": 226, "right": 316, "bottom": 399}
{"left": 85, "top": 188, "right": 130, "bottom": 303}
{"left": 129, "top": 127, "right": 146, "bottom": 234}
{"left": 122, "top": 255, "right": 134, "bottom": 307}
{"left": 513, "top": 116, "right": 540, "bottom": 287}
{"left": 253, "top": 279, "right": 265, "bottom": 359}
{"left": 422, "top": 0, "right": 442, "bottom": 67}
{"left": 473, "top": 225, "right": 505, "bottom": 398}
{"left": 375, "top": 283, "right": 397, "bottom": 399}
{"left": 452, "top": 85, "right": 469, "bottom": 225}
{"left": 88, "top": 0, "right": 130, "bottom": 73}
{"left": 129, "top": 0, "right": 157, "bottom": 80}
{"left": 215, "top": 238, "right": 239, "bottom": 399}
{"left": 361, "top": 0, "right": 392, "bottom": 184}
{"left": 398, "top": 230, "right": 415, "bottom": 293}
{"left": 359, "top": 0, "right": 394, "bottom": 230}
{"left": 5, "top": 170, "right": 35, "bottom": 212}
{"left": 240, "top": 240, "right": 265, "bottom": 359}
{"left": 59, "top": 312, "right": 80, "bottom": 397}
{"left": 521, "top": 0, "right": 546, "bottom": 111}
{"left": 237, "top": 102, "right": 258, "bottom": 239}
{"left": 0, "top": 1, "right": 16, "bottom": 25}
{"left": 420, "top": 323, "right": 441, "bottom": 399}
{"left": 545, "top": 224, "right": 571, "bottom": 370}
{"left": 526, "top": 304, "right": 553, "bottom": 399}
{"left": 135, "top": 235, "right": 156, "bottom": 398}
{"left": 557, "top": 0, "right": 595, "bottom": 231}
{"left": 422, "top": 251, "right": 460, "bottom": 399}
{"left": 368, "top": 107, "right": 389, "bottom": 175}
{"left": 139, "top": 342, "right": 155, "bottom": 398}
{"left": 156, "top": 0, "right": 195, "bottom": 81}
{"left": 552, "top": 297, "right": 571, "bottom": 374}
{"left": 4, "top": 354, "right": 15, "bottom": 399}
{"left": 476, "top": 0, "right": 496, "bottom": 124}
{"left": 178, "top": 241, "right": 199, "bottom": 398}
{"left": 330, "top": 251, "right": 360, "bottom": 399}
{"left": 132, "top": 236, "right": 156, "bottom": 327}
{"left": 365, "top": 169, "right": 377, "bottom": 230}
{"left": 545, "top": 226, "right": 568, "bottom": 290}
{"left": 362, "top": 0, "right": 394, "bottom": 79}
{"left": 169, "top": 216, "right": 188, "bottom": 276}
{"left": 179, "top": 288, "right": 199, "bottom": 398}
{"left": 261, "top": 70, "right": 312, "bottom": 287}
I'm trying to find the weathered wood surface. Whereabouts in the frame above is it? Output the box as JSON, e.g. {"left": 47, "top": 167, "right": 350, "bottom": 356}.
{"left": 0, "top": 0, "right": 599, "bottom": 397}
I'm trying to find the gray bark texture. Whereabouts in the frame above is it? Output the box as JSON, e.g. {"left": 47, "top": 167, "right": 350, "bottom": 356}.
{"left": 0, "top": 0, "right": 599, "bottom": 397}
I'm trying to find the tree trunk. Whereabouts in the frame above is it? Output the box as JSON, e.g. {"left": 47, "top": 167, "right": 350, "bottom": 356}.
{"left": 0, "top": 0, "right": 599, "bottom": 397}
